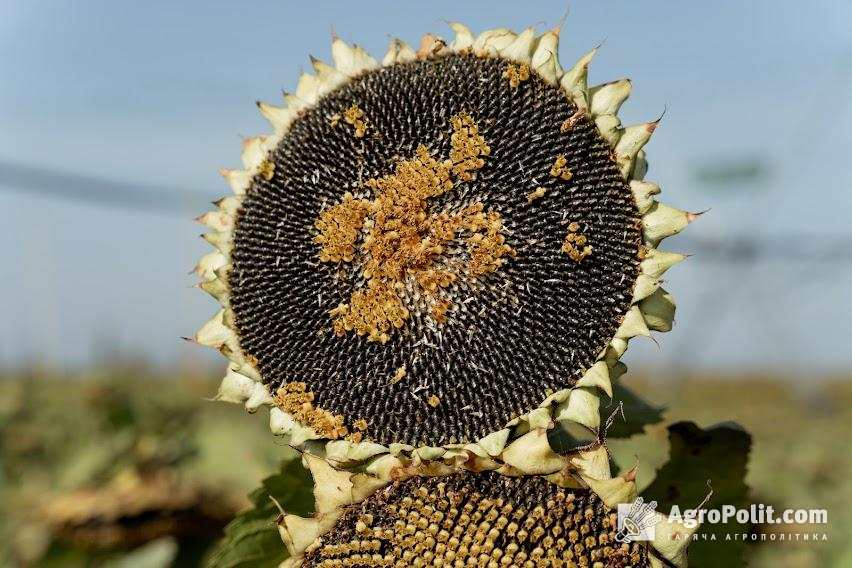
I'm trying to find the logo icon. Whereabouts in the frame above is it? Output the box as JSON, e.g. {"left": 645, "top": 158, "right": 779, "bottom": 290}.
{"left": 616, "top": 497, "right": 662, "bottom": 543}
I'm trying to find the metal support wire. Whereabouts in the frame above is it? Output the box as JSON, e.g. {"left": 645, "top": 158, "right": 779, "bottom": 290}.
{"left": 3, "top": 159, "right": 852, "bottom": 260}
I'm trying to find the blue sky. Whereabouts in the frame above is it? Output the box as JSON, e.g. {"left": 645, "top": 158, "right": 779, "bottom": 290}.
{"left": 1, "top": 0, "right": 850, "bottom": 374}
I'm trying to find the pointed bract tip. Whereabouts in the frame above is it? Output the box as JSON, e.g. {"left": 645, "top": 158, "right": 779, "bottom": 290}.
{"left": 623, "top": 463, "right": 639, "bottom": 482}
{"left": 556, "top": 7, "right": 570, "bottom": 31}
{"left": 550, "top": 21, "right": 562, "bottom": 36}
{"left": 647, "top": 119, "right": 660, "bottom": 134}
{"left": 687, "top": 208, "right": 710, "bottom": 223}
{"left": 309, "top": 54, "right": 319, "bottom": 64}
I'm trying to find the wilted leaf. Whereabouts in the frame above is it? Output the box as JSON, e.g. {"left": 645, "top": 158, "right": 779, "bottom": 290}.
{"left": 207, "top": 458, "right": 313, "bottom": 568}
{"left": 643, "top": 421, "right": 752, "bottom": 568}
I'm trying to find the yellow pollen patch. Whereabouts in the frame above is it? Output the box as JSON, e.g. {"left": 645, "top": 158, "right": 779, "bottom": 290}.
{"left": 330, "top": 280, "right": 408, "bottom": 344}
{"left": 390, "top": 366, "right": 407, "bottom": 385}
{"left": 342, "top": 104, "right": 370, "bottom": 138}
{"left": 315, "top": 111, "right": 517, "bottom": 342}
{"left": 560, "top": 109, "right": 586, "bottom": 132}
{"left": 550, "top": 154, "right": 573, "bottom": 181}
{"left": 503, "top": 63, "right": 530, "bottom": 89}
{"left": 431, "top": 298, "right": 452, "bottom": 325}
{"left": 562, "top": 221, "right": 593, "bottom": 262}
{"left": 314, "top": 193, "right": 372, "bottom": 263}
{"left": 273, "top": 382, "right": 348, "bottom": 439}
{"left": 258, "top": 159, "right": 275, "bottom": 181}
{"left": 526, "top": 187, "right": 546, "bottom": 203}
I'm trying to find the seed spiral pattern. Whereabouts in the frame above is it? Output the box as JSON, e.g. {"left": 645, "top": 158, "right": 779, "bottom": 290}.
{"left": 229, "top": 53, "right": 641, "bottom": 446}
{"left": 301, "top": 471, "right": 649, "bottom": 567}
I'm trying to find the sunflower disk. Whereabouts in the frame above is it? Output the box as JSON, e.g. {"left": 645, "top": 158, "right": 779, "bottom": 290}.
{"left": 195, "top": 23, "right": 696, "bottom": 464}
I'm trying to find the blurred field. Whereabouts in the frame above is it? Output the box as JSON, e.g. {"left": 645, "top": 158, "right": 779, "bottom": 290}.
{"left": 1, "top": 368, "right": 850, "bottom": 567}
{"left": 0, "top": 366, "right": 294, "bottom": 567}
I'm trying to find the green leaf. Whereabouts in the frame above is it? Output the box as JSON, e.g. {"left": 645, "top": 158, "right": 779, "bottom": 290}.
{"left": 207, "top": 457, "right": 314, "bottom": 568}
{"left": 547, "top": 419, "right": 597, "bottom": 454}
{"left": 606, "top": 383, "right": 666, "bottom": 438}
{"left": 643, "top": 421, "right": 752, "bottom": 568}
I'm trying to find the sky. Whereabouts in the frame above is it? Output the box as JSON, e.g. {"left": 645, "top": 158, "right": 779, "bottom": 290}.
{"left": 1, "top": 0, "right": 850, "bottom": 375}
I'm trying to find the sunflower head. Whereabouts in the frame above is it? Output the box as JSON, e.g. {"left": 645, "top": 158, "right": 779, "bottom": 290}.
{"left": 195, "top": 23, "right": 695, "bottom": 462}
{"left": 300, "top": 472, "right": 645, "bottom": 567}
{"left": 42, "top": 472, "right": 238, "bottom": 550}
{"left": 275, "top": 436, "right": 700, "bottom": 568}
